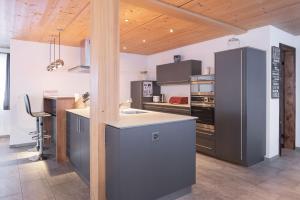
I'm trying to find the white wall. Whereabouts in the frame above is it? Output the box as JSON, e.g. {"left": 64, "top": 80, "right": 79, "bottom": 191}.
{"left": 9, "top": 40, "right": 90, "bottom": 145}
{"left": 7, "top": 40, "right": 147, "bottom": 145}
{"left": 0, "top": 48, "right": 10, "bottom": 136}
{"left": 147, "top": 26, "right": 300, "bottom": 158}
{"left": 120, "top": 53, "right": 147, "bottom": 103}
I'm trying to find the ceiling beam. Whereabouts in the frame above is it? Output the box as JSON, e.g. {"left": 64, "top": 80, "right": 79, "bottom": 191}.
{"left": 122, "top": 0, "right": 247, "bottom": 34}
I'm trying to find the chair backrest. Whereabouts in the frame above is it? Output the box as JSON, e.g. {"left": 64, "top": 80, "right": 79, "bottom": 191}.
{"left": 24, "top": 94, "right": 33, "bottom": 116}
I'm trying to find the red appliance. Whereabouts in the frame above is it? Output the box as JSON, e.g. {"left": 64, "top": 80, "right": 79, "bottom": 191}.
{"left": 169, "top": 96, "right": 189, "bottom": 104}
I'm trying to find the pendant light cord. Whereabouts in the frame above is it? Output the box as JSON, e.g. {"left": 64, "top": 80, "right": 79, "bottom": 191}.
{"left": 58, "top": 32, "right": 61, "bottom": 60}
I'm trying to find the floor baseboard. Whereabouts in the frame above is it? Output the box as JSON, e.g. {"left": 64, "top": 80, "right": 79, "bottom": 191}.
{"left": 157, "top": 187, "right": 192, "bottom": 200}
{"left": 264, "top": 155, "right": 279, "bottom": 161}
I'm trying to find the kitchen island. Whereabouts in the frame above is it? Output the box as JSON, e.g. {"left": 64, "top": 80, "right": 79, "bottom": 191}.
{"left": 66, "top": 108, "right": 197, "bottom": 200}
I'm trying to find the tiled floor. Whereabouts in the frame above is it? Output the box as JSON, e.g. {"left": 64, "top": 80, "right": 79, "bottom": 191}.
{"left": 178, "top": 149, "right": 300, "bottom": 200}
{"left": 0, "top": 137, "right": 89, "bottom": 200}
{"left": 1, "top": 137, "right": 300, "bottom": 200}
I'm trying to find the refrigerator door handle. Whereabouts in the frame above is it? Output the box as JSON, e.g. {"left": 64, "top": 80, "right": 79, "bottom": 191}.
{"left": 240, "top": 50, "right": 243, "bottom": 161}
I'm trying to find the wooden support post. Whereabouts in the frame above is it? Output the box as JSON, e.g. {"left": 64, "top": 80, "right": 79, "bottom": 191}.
{"left": 90, "top": 0, "right": 120, "bottom": 199}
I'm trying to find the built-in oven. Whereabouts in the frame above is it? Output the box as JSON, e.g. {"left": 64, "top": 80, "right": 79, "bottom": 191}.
{"left": 191, "top": 95, "right": 215, "bottom": 129}
{"left": 191, "top": 95, "right": 215, "bottom": 155}
{"left": 191, "top": 75, "right": 216, "bottom": 155}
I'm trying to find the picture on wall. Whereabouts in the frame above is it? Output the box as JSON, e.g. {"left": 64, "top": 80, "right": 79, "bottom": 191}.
{"left": 143, "top": 81, "right": 153, "bottom": 97}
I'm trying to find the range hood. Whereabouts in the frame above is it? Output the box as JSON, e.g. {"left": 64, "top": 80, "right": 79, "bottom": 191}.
{"left": 68, "top": 39, "right": 90, "bottom": 73}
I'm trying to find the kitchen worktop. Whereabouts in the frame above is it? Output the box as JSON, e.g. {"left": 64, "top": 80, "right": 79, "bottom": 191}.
{"left": 66, "top": 108, "right": 90, "bottom": 118}
{"left": 66, "top": 108, "right": 196, "bottom": 129}
{"left": 108, "top": 109, "right": 196, "bottom": 129}
{"left": 143, "top": 102, "right": 190, "bottom": 108}
{"left": 44, "top": 95, "right": 75, "bottom": 100}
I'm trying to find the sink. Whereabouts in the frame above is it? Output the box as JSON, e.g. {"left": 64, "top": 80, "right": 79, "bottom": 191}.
{"left": 121, "top": 109, "right": 147, "bottom": 114}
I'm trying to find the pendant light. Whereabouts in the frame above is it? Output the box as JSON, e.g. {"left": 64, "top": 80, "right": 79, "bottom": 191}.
{"left": 55, "top": 30, "right": 64, "bottom": 68}
{"left": 46, "top": 29, "right": 65, "bottom": 71}
{"left": 47, "top": 36, "right": 55, "bottom": 71}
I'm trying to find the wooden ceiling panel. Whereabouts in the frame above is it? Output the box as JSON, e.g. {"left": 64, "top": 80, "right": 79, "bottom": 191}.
{"left": 120, "top": 1, "right": 162, "bottom": 34}
{"left": 179, "top": 0, "right": 300, "bottom": 32}
{"left": 12, "top": 0, "right": 90, "bottom": 44}
{"left": 1, "top": 0, "right": 300, "bottom": 54}
{"left": 160, "top": 0, "right": 192, "bottom": 7}
{"left": 120, "top": 14, "right": 230, "bottom": 54}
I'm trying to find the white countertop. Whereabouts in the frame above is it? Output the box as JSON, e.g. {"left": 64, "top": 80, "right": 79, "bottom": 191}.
{"left": 66, "top": 108, "right": 197, "bottom": 129}
{"left": 44, "top": 95, "right": 75, "bottom": 100}
{"left": 66, "top": 108, "right": 90, "bottom": 118}
{"left": 143, "top": 102, "right": 190, "bottom": 108}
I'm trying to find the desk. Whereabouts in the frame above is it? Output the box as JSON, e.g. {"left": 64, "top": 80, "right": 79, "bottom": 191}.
{"left": 44, "top": 96, "right": 75, "bottom": 162}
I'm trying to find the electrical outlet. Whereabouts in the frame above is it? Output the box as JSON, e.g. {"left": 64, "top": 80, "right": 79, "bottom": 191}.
{"left": 152, "top": 132, "right": 159, "bottom": 142}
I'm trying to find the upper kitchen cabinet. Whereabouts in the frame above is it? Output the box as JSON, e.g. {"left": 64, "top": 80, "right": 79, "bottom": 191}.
{"left": 156, "top": 60, "right": 202, "bottom": 85}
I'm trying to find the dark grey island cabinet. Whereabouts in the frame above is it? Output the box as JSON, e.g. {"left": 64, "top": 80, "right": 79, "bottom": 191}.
{"left": 106, "top": 120, "right": 196, "bottom": 200}
{"left": 215, "top": 47, "right": 266, "bottom": 166}
{"left": 66, "top": 111, "right": 90, "bottom": 182}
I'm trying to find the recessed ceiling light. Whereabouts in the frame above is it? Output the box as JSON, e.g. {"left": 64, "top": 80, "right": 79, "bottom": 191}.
{"left": 125, "top": 19, "right": 129, "bottom": 22}
{"left": 142, "top": 39, "right": 146, "bottom": 43}
{"left": 170, "top": 28, "right": 174, "bottom": 33}
{"left": 123, "top": 46, "right": 127, "bottom": 50}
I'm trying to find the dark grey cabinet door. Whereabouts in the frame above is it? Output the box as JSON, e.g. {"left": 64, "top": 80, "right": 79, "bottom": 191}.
{"left": 68, "top": 113, "right": 81, "bottom": 169}
{"left": 157, "top": 62, "right": 191, "bottom": 84}
{"left": 80, "top": 117, "right": 90, "bottom": 182}
{"left": 157, "top": 60, "right": 202, "bottom": 84}
{"left": 215, "top": 49, "right": 244, "bottom": 164}
{"left": 131, "top": 81, "right": 143, "bottom": 109}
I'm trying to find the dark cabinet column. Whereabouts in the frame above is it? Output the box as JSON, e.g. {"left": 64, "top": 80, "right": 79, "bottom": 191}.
{"left": 215, "top": 47, "right": 266, "bottom": 166}
{"left": 215, "top": 48, "right": 243, "bottom": 164}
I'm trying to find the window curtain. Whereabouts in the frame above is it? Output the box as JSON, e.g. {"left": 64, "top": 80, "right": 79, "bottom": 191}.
{"left": 3, "top": 53, "right": 10, "bottom": 110}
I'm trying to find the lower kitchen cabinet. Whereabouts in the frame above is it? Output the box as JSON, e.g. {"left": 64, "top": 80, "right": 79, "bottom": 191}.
{"left": 67, "top": 112, "right": 90, "bottom": 183}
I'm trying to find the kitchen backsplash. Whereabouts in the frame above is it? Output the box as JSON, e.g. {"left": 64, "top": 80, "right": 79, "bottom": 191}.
{"left": 161, "top": 84, "right": 190, "bottom": 103}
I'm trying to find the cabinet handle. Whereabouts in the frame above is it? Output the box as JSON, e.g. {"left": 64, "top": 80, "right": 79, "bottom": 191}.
{"left": 197, "top": 131, "right": 214, "bottom": 136}
{"left": 197, "top": 144, "right": 213, "bottom": 150}
{"left": 78, "top": 118, "right": 81, "bottom": 133}
{"left": 240, "top": 50, "right": 243, "bottom": 161}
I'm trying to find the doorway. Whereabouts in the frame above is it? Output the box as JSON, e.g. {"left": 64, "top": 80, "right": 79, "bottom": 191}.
{"left": 279, "top": 43, "right": 296, "bottom": 156}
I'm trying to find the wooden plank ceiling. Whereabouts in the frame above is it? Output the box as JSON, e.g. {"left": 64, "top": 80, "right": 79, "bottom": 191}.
{"left": 1, "top": 0, "right": 300, "bottom": 55}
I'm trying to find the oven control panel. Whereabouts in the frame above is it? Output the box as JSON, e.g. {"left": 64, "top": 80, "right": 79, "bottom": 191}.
{"left": 191, "top": 95, "right": 215, "bottom": 106}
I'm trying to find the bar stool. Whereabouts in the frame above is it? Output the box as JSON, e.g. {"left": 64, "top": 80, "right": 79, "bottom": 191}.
{"left": 24, "top": 94, "right": 52, "bottom": 161}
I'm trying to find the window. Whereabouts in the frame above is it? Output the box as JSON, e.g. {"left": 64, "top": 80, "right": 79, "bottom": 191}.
{"left": 0, "top": 53, "right": 9, "bottom": 110}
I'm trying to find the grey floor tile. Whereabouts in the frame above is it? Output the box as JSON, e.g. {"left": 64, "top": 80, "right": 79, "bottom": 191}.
{"left": 0, "top": 177, "right": 21, "bottom": 198}
{"left": 51, "top": 181, "right": 90, "bottom": 200}
{"left": 0, "top": 194, "right": 22, "bottom": 200}
{"left": 21, "top": 179, "right": 54, "bottom": 200}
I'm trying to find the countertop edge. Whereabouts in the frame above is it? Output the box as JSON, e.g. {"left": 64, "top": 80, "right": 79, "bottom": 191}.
{"left": 106, "top": 117, "right": 197, "bottom": 129}
{"left": 44, "top": 96, "right": 75, "bottom": 100}
{"left": 143, "top": 102, "right": 191, "bottom": 108}
{"left": 66, "top": 109, "right": 90, "bottom": 119}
